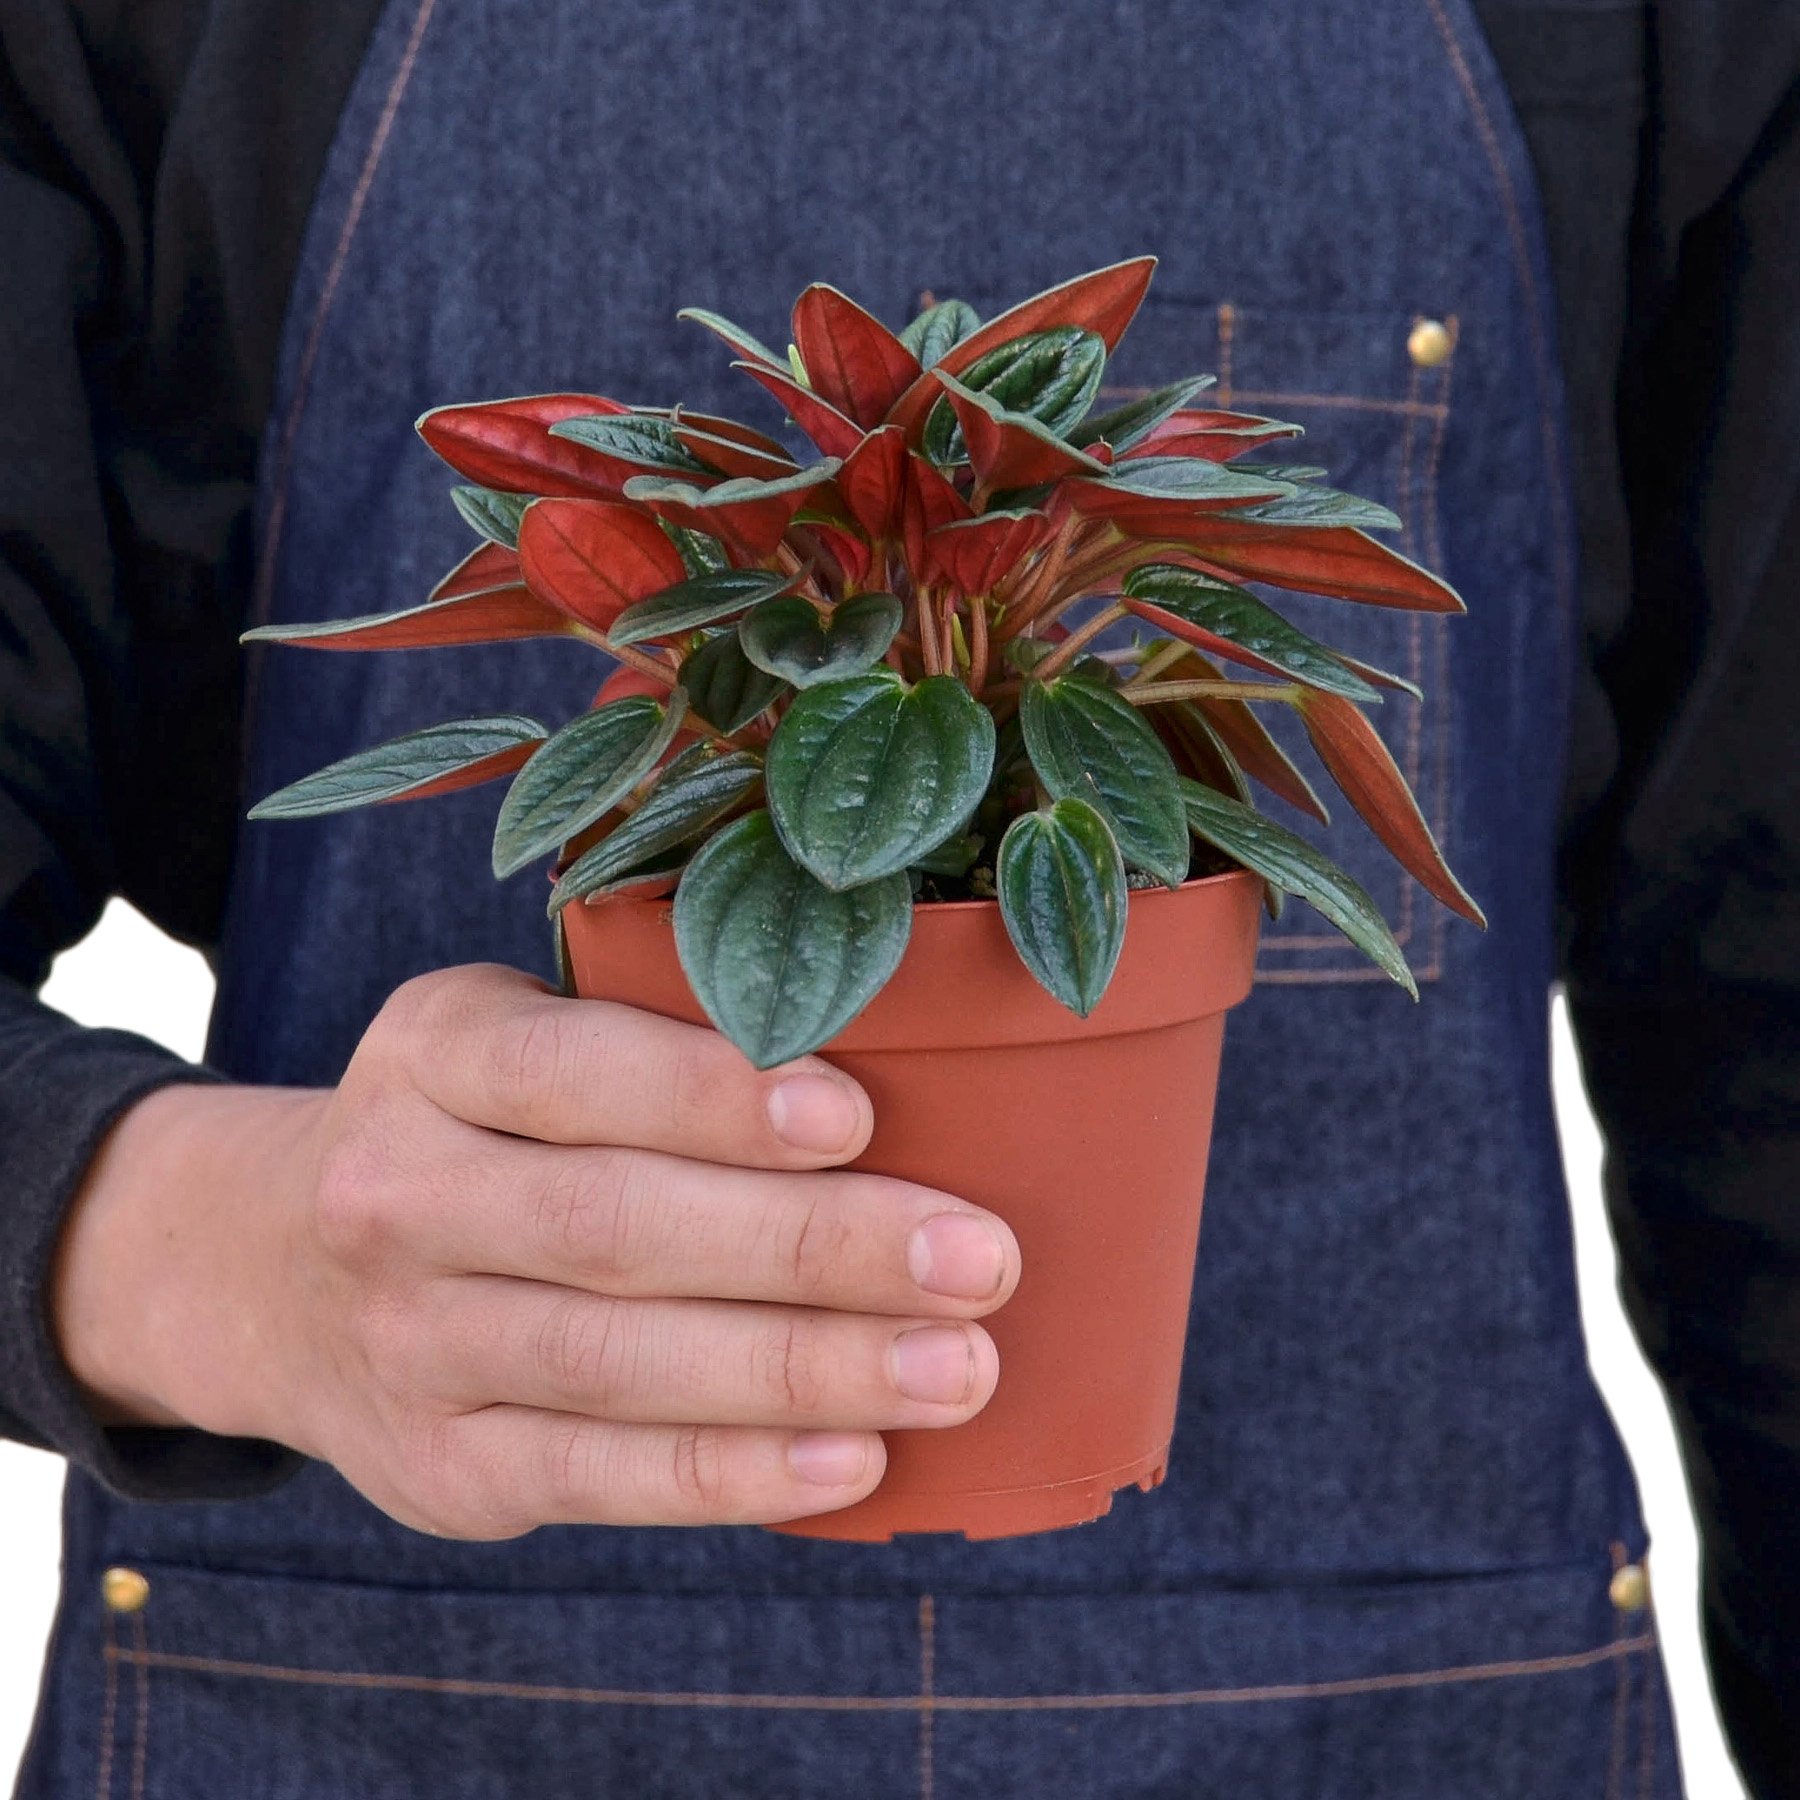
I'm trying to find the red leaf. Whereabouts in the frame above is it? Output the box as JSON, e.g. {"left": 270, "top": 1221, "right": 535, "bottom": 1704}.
{"left": 1132, "top": 526, "right": 1465, "bottom": 612}
{"left": 247, "top": 589, "right": 577, "bottom": 651}
{"left": 1152, "top": 703, "right": 1247, "bottom": 799}
{"left": 591, "top": 664, "right": 672, "bottom": 706}
{"left": 1127, "top": 409, "right": 1305, "bottom": 463}
{"left": 886, "top": 258, "right": 1157, "bottom": 434}
{"left": 518, "top": 498, "right": 689, "bottom": 631}
{"left": 734, "top": 361, "right": 865, "bottom": 458}
{"left": 1296, "top": 690, "right": 1485, "bottom": 923}
{"left": 385, "top": 738, "right": 541, "bottom": 803}
{"left": 668, "top": 410, "right": 792, "bottom": 460}
{"left": 1157, "top": 650, "right": 1329, "bottom": 821}
{"left": 936, "top": 377, "right": 1108, "bottom": 491}
{"left": 416, "top": 394, "right": 632, "bottom": 496}
{"left": 836, "top": 425, "right": 909, "bottom": 540}
{"left": 801, "top": 521, "right": 875, "bottom": 587}
{"left": 899, "top": 450, "right": 973, "bottom": 574}
{"left": 923, "top": 510, "right": 1052, "bottom": 596}
{"left": 792, "top": 285, "right": 923, "bottom": 427}
{"left": 623, "top": 466, "right": 844, "bottom": 561}
{"left": 429, "top": 540, "right": 525, "bottom": 602}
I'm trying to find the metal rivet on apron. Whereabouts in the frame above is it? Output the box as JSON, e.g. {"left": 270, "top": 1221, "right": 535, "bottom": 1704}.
{"left": 1407, "top": 318, "right": 1454, "bottom": 367}
{"left": 1608, "top": 1562, "right": 1650, "bottom": 1613}
{"left": 100, "top": 1567, "right": 150, "bottom": 1614}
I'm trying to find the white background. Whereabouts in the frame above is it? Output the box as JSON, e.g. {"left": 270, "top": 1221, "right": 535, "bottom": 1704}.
{"left": 0, "top": 902, "right": 1748, "bottom": 1795}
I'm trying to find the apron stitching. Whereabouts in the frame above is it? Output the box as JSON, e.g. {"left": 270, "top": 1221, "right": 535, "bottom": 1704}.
{"left": 1636, "top": 1624, "right": 1659, "bottom": 1798}
{"left": 1095, "top": 385, "right": 1449, "bottom": 422}
{"left": 250, "top": 0, "right": 440, "bottom": 632}
{"left": 1418, "top": 316, "right": 1460, "bottom": 982}
{"left": 107, "top": 1635, "right": 1656, "bottom": 1711}
{"left": 1215, "top": 303, "right": 1235, "bottom": 405}
{"left": 94, "top": 1607, "right": 118, "bottom": 1800}
{"left": 918, "top": 1594, "right": 936, "bottom": 1800}
{"left": 1418, "top": 0, "right": 1577, "bottom": 629}
{"left": 128, "top": 1612, "right": 150, "bottom": 1800}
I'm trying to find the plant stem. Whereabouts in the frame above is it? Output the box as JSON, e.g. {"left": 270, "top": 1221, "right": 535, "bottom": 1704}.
{"left": 969, "top": 596, "right": 991, "bottom": 694}
{"left": 1029, "top": 602, "right": 1128, "bottom": 682}
{"left": 1120, "top": 678, "right": 1301, "bottom": 707}
{"left": 1123, "top": 638, "right": 1191, "bottom": 689}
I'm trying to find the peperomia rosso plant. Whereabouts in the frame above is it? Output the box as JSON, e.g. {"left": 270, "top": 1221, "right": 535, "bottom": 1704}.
{"left": 248, "top": 258, "right": 1484, "bottom": 1067}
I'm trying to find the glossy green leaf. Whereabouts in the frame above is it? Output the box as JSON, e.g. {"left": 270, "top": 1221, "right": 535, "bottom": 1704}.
{"left": 1019, "top": 675, "right": 1190, "bottom": 888}
{"left": 547, "top": 413, "right": 710, "bottom": 475}
{"left": 248, "top": 715, "right": 546, "bottom": 820}
{"left": 1075, "top": 375, "right": 1216, "bottom": 452}
{"left": 673, "top": 811, "right": 912, "bottom": 1067}
{"left": 609, "top": 568, "right": 795, "bottom": 647}
{"left": 1122, "top": 564, "right": 1382, "bottom": 701}
{"left": 997, "top": 798, "right": 1128, "bottom": 1016}
{"left": 676, "top": 305, "right": 784, "bottom": 369}
{"left": 1078, "top": 455, "right": 1299, "bottom": 506}
{"left": 490, "top": 693, "right": 686, "bottom": 878}
{"left": 898, "top": 298, "right": 981, "bottom": 368}
{"left": 548, "top": 747, "right": 763, "bottom": 915}
{"left": 910, "top": 831, "right": 984, "bottom": 878}
{"left": 663, "top": 522, "right": 731, "bottom": 577}
{"left": 451, "top": 485, "right": 531, "bottom": 548}
{"left": 1232, "top": 484, "right": 1402, "bottom": 530}
{"left": 766, "top": 672, "right": 996, "bottom": 889}
{"left": 1180, "top": 779, "right": 1417, "bottom": 996}
{"left": 738, "top": 591, "right": 902, "bottom": 687}
{"left": 680, "top": 631, "right": 788, "bottom": 732}
{"left": 923, "top": 326, "right": 1106, "bottom": 462}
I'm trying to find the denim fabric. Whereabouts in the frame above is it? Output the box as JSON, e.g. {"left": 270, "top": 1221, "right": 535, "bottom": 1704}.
{"left": 21, "top": 0, "right": 1683, "bottom": 1793}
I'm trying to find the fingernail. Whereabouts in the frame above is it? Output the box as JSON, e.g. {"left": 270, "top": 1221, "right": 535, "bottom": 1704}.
{"left": 907, "top": 1213, "right": 1007, "bottom": 1299}
{"left": 890, "top": 1326, "right": 976, "bottom": 1405}
{"left": 788, "top": 1431, "right": 872, "bottom": 1486}
{"left": 767, "top": 1074, "right": 862, "bottom": 1154}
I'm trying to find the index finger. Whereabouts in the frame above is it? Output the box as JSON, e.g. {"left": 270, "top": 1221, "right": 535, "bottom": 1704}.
{"left": 388, "top": 964, "right": 872, "bottom": 1169}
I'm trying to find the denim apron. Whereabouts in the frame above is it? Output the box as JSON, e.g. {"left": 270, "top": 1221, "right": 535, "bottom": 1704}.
{"left": 20, "top": 2, "right": 1685, "bottom": 1794}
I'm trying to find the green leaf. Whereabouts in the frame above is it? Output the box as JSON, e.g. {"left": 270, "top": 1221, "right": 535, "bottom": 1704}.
{"left": 924, "top": 326, "right": 1106, "bottom": 462}
{"left": 1084, "top": 455, "right": 1299, "bottom": 504}
{"left": 673, "top": 811, "right": 913, "bottom": 1067}
{"left": 680, "top": 631, "right": 788, "bottom": 732}
{"left": 738, "top": 591, "right": 903, "bottom": 687}
{"left": 610, "top": 568, "right": 795, "bottom": 647}
{"left": 663, "top": 522, "right": 730, "bottom": 576}
{"left": 1232, "top": 484, "right": 1402, "bottom": 530}
{"left": 910, "top": 831, "right": 984, "bottom": 878}
{"left": 997, "top": 798, "right": 1128, "bottom": 1016}
{"left": 547, "top": 413, "right": 710, "bottom": 474}
{"left": 766, "top": 672, "right": 996, "bottom": 889}
{"left": 899, "top": 298, "right": 981, "bottom": 368}
{"left": 1074, "top": 375, "right": 1216, "bottom": 451}
{"left": 1020, "top": 675, "right": 1190, "bottom": 888}
{"left": 1180, "top": 779, "right": 1417, "bottom": 997}
{"left": 1122, "top": 564, "right": 1383, "bottom": 701}
{"left": 248, "top": 715, "right": 546, "bottom": 820}
{"left": 675, "top": 305, "right": 785, "bottom": 368}
{"left": 490, "top": 693, "right": 686, "bottom": 878}
{"left": 450, "top": 485, "right": 531, "bottom": 548}
{"left": 548, "top": 746, "right": 763, "bottom": 915}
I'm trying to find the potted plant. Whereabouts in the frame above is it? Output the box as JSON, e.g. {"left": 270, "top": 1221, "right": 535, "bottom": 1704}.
{"left": 247, "top": 257, "right": 1481, "bottom": 1541}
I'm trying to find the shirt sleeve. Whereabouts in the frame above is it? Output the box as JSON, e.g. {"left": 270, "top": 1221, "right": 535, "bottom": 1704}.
{"left": 1551, "top": 4, "right": 1800, "bottom": 1781}
{"left": 0, "top": 2, "right": 300, "bottom": 1499}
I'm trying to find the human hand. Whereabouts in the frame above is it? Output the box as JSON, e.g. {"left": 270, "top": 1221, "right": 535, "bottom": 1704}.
{"left": 52, "top": 963, "right": 1020, "bottom": 1535}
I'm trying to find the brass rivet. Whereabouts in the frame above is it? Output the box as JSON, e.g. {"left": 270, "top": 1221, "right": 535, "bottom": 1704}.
{"left": 1407, "top": 318, "right": 1454, "bottom": 368}
{"left": 101, "top": 1567, "right": 150, "bottom": 1614}
{"left": 1609, "top": 1562, "right": 1650, "bottom": 1613}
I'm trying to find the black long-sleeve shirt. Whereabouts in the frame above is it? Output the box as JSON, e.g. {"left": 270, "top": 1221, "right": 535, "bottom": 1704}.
{"left": 0, "top": 3, "right": 1796, "bottom": 1509}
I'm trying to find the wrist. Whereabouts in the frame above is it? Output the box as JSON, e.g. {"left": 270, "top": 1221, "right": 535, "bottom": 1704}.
{"left": 50, "top": 1081, "right": 327, "bottom": 1447}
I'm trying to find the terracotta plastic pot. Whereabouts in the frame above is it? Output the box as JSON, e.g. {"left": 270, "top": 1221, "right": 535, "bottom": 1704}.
{"left": 560, "top": 867, "right": 1263, "bottom": 1541}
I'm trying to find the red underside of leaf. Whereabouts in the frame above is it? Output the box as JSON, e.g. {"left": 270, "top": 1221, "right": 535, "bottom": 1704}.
{"left": 674, "top": 424, "right": 798, "bottom": 482}
{"left": 802, "top": 521, "right": 875, "bottom": 587}
{"left": 924, "top": 511, "right": 1052, "bottom": 596}
{"left": 1132, "top": 527, "right": 1465, "bottom": 612}
{"left": 900, "top": 451, "right": 974, "bottom": 574}
{"left": 884, "top": 258, "right": 1157, "bottom": 436}
{"left": 1167, "top": 652, "right": 1330, "bottom": 821}
{"left": 669, "top": 410, "right": 793, "bottom": 460}
{"left": 735, "top": 363, "right": 865, "bottom": 458}
{"left": 941, "top": 384, "right": 1106, "bottom": 490}
{"left": 628, "top": 482, "right": 836, "bottom": 562}
{"left": 518, "top": 499, "right": 690, "bottom": 631}
{"left": 792, "top": 286, "right": 923, "bottom": 427}
{"left": 591, "top": 664, "right": 674, "bottom": 707}
{"left": 429, "top": 540, "right": 525, "bottom": 602}
{"left": 1121, "top": 597, "right": 1308, "bottom": 687}
{"left": 836, "top": 426, "right": 909, "bottom": 540}
{"left": 1296, "top": 689, "right": 1485, "bottom": 923}
{"left": 381, "top": 738, "right": 541, "bottom": 804}
{"left": 1152, "top": 704, "right": 1246, "bottom": 797}
{"left": 263, "top": 588, "right": 576, "bottom": 651}
{"left": 417, "top": 394, "right": 632, "bottom": 496}
{"left": 1127, "top": 409, "right": 1306, "bottom": 462}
